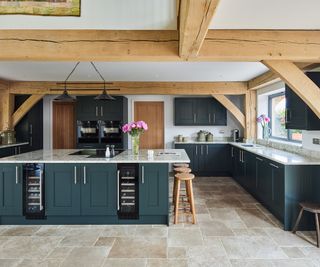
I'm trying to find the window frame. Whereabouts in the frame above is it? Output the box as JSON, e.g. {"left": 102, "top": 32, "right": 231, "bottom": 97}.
{"left": 268, "top": 92, "right": 302, "bottom": 143}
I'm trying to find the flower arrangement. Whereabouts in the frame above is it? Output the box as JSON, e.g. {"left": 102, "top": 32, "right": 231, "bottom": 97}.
{"left": 122, "top": 121, "right": 148, "bottom": 155}
{"left": 257, "top": 114, "right": 271, "bottom": 140}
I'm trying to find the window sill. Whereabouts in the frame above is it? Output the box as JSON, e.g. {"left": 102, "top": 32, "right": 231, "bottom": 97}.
{"left": 257, "top": 138, "right": 302, "bottom": 148}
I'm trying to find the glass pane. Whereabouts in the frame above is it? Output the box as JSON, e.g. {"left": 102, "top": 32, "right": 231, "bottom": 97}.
{"left": 271, "top": 94, "right": 287, "bottom": 139}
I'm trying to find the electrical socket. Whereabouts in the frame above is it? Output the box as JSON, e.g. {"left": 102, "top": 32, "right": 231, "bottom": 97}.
{"left": 313, "top": 138, "right": 320, "bottom": 145}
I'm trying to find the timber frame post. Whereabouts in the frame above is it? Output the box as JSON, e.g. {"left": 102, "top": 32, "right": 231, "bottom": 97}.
{"left": 244, "top": 90, "right": 257, "bottom": 141}
{"left": 0, "top": 83, "right": 14, "bottom": 131}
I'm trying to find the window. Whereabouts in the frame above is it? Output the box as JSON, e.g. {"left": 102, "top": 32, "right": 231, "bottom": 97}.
{"left": 268, "top": 92, "right": 302, "bottom": 142}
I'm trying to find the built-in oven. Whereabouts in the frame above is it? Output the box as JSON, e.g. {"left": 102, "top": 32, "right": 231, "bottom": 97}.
{"left": 100, "top": 121, "right": 122, "bottom": 147}
{"left": 77, "top": 121, "right": 99, "bottom": 144}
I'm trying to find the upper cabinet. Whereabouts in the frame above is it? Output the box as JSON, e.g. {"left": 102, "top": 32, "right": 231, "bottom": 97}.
{"left": 285, "top": 72, "right": 320, "bottom": 130}
{"left": 76, "top": 96, "right": 128, "bottom": 122}
{"left": 174, "top": 97, "right": 227, "bottom": 126}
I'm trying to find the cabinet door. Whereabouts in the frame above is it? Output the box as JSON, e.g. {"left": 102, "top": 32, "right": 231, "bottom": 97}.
{"left": 205, "top": 144, "right": 228, "bottom": 175}
{"left": 0, "top": 147, "right": 16, "bottom": 158}
{"left": 81, "top": 164, "right": 117, "bottom": 215}
{"left": 194, "top": 99, "right": 210, "bottom": 125}
{"left": 245, "top": 152, "right": 256, "bottom": 193}
{"left": 139, "top": 164, "right": 168, "bottom": 215}
{"left": 256, "top": 159, "right": 272, "bottom": 207}
{"left": 76, "top": 96, "right": 100, "bottom": 120}
{"left": 210, "top": 98, "right": 227, "bottom": 126}
{"left": 100, "top": 96, "right": 123, "bottom": 121}
{"left": 269, "top": 162, "right": 284, "bottom": 220}
{"left": 0, "top": 164, "right": 22, "bottom": 215}
{"left": 45, "top": 164, "right": 81, "bottom": 216}
{"left": 174, "top": 98, "right": 195, "bottom": 125}
{"left": 174, "top": 144, "right": 195, "bottom": 171}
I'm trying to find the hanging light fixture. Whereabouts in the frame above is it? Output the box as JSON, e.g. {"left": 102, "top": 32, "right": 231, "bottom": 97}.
{"left": 54, "top": 62, "right": 80, "bottom": 102}
{"left": 91, "top": 62, "right": 116, "bottom": 101}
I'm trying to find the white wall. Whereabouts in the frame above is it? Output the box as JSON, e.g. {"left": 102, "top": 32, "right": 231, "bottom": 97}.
{"left": 0, "top": 0, "right": 176, "bottom": 30}
{"left": 125, "top": 95, "right": 244, "bottom": 149}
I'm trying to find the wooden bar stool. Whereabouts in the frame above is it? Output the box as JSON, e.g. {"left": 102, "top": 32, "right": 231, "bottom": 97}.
{"left": 292, "top": 202, "right": 320, "bottom": 248}
{"left": 174, "top": 172, "right": 196, "bottom": 224}
{"left": 173, "top": 163, "right": 189, "bottom": 168}
{"left": 172, "top": 167, "right": 191, "bottom": 205}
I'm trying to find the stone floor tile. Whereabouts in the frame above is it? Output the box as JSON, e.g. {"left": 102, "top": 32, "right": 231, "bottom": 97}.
{"left": 101, "top": 225, "right": 137, "bottom": 237}
{"left": 168, "top": 228, "right": 203, "bottom": 247}
{"left": 265, "top": 228, "right": 314, "bottom": 247}
{"left": 272, "top": 259, "right": 318, "bottom": 267}
{"left": 103, "top": 258, "right": 147, "bottom": 267}
{"left": 0, "top": 259, "right": 22, "bottom": 267}
{"left": 34, "top": 226, "right": 70, "bottom": 236}
{"left": 187, "top": 245, "right": 227, "bottom": 259}
{"left": 236, "top": 208, "right": 275, "bottom": 228}
{"left": 61, "top": 247, "right": 109, "bottom": 267}
{"left": 168, "top": 247, "right": 187, "bottom": 258}
{"left": 46, "top": 246, "right": 73, "bottom": 259}
{"left": 231, "top": 228, "right": 268, "bottom": 237}
{"left": 17, "top": 259, "right": 62, "bottom": 267}
{"left": 146, "top": 259, "right": 188, "bottom": 267}
{"left": 300, "top": 246, "right": 320, "bottom": 258}
{"left": 281, "top": 247, "right": 305, "bottom": 258}
{"left": 1, "top": 226, "right": 41, "bottom": 236}
{"left": 108, "top": 237, "right": 167, "bottom": 258}
{"left": 135, "top": 225, "right": 168, "bottom": 237}
{"left": 59, "top": 229, "right": 102, "bottom": 247}
{"left": 230, "top": 259, "right": 274, "bottom": 267}
{"left": 94, "top": 237, "right": 115, "bottom": 247}
{"left": 206, "top": 197, "right": 243, "bottom": 209}
{"left": 199, "top": 220, "right": 234, "bottom": 237}
{"left": 188, "top": 257, "right": 232, "bottom": 267}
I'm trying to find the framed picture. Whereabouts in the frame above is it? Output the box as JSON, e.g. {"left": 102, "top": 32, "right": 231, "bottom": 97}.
{"left": 0, "top": 0, "right": 80, "bottom": 16}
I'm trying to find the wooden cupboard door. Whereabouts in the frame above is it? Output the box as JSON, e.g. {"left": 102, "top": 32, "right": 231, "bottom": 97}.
{"left": 45, "top": 164, "right": 81, "bottom": 216}
{"left": 0, "top": 164, "right": 22, "bottom": 216}
{"left": 139, "top": 164, "right": 168, "bottom": 215}
{"left": 134, "top": 101, "right": 164, "bottom": 149}
{"left": 81, "top": 164, "right": 117, "bottom": 215}
{"left": 53, "top": 102, "right": 76, "bottom": 149}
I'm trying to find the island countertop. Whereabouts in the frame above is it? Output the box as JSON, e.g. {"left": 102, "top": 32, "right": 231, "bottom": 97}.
{"left": 0, "top": 149, "right": 190, "bottom": 164}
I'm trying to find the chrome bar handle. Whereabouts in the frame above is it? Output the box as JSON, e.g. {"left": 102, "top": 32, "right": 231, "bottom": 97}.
{"left": 209, "top": 113, "right": 211, "bottom": 123}
{"left": 213, "top": 114, "right": 216, "bottom": 123}
{"left": 231, "top": 147, "right": 234, "bottom": 157}
{"left": 96, "top": 106, "right": 98, "bottom": 117}
{"left": 201, "top": 145, "right": 203, "bottom": 155}
{"left": 18, "top": 146, "right": 21, "bottom": 154}
{"left": 195, "top": 146, "right": 198, "bottom": 155}
{"left": 30, "top": 124, "right": 33, "bottom": 134}
{"left": 256, "top": 157, "right": 263, "bottom": 162}
{"left": 74, "top": 166, "right": 77, "bottom": 184}
{"left": 206, "top": 145, "right": 209, "bottom": 155}
{"left": 14, "top": 147, "right": 18, "bottom": 155}
{"left": 117, "top": 170, "right": 120, "bottom": 211}
{"left": 142, "top": 166, "right": 145, "bottom": 184}
{"left": 83, "top": 166, "right": 87, "bottom": 184}
{"left": 239, "top": 150, "right": 242, "bottom": 162}
{"left": 193, "top": 113, "right": 196, "bottom": 123}
{"left": 270, "top": 163, "right": 279, "bottom": 169}
{"left": 39, "top": 170, "right": 43, "bottom": 211}
{"left": 101, "top": 106, "right": 103, "bottom": 117}
{"left": 15, "top": 166, "right": 19, "bottom": 184}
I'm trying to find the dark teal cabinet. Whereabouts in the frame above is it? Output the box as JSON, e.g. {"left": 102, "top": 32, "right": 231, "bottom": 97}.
{"left": 256, "top": 157, "right": 272, "bottom": 207}
{"left": 46, "top": 163, "right": 117, "bottom": 216}
{"left": 174, "top": 97, "right": 227, "bottom": 126}
{"left": 139, "top": 164, "right": 168, "bottom": 215}
{"left": 81, "top": 164, "right": 117, "bottom": 215}
{"left": 0, "top": 164, "right": 22, "bottom": 215}
{"left": 45, "top": 164, "right": 81, "bottom": 216}
{"left": 286, "top": 72, "right": 320, "bottom": 130}
{"left": 76, "top": 96, "right": 99, "bottom": 121}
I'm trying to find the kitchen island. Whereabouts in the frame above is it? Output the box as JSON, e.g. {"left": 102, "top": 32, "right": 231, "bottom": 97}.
{"left": 0, "top": 149, "right": 189, "bottom": 225}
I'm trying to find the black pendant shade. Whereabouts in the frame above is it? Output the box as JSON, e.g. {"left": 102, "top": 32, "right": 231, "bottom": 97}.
{"left": 94, "top": 88, "right": 116, "bottom": 101}
{"left": 54, "top": 88, "right": 76, "bottom": 102}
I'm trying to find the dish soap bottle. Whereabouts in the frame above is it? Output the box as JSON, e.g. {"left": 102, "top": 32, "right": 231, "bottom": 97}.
{"left": 105, "top": 145, "right": 111, "bottom": 158}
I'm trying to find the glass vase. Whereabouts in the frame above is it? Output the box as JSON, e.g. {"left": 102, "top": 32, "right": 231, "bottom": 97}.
{"left": 262, "top": 126, "right": 270, "bottom": 140}
{"left": 132, "top": 135, "right": 140, "bottom": 155}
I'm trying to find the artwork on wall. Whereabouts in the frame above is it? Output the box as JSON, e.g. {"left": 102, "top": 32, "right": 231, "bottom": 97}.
{"left": 0, "top": 0, "right": 80, "bottom": 16}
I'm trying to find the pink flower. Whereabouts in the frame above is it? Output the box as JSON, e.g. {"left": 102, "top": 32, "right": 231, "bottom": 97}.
{"left": 131, "top": 123, "right": 136, "bottom": 129}
{"left": 264, "top": 117, "right": 270, "bottom": 123}
{"left": 122, "top": 124, "right": 129, "bottom": 133}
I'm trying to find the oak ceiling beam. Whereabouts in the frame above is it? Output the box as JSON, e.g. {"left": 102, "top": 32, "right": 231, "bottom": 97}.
{"left": 0, "top": 30, "right": 320, "bottom": 61}
{"left": 263, "top": 60, "right": 320, "bottom": 119}
{"left": 12, "top": 94, "right": 45, "bottom": 127}
{"left": 212, "top": 95, "right": 245, "bottom": 128}
{"left": 179, "top": 0, "right": 220, "bottom": 59}
{"left": 248, "top": 63, "right": 320, "bottom": 91}
{"left": 0, "top": 87, "right": 14, "bottom": 131}
{"left": 244, "top": 91, "right": 257, "bottom": 140}
{"left": 9, "top": 81, "right": 248, "bottom": 95}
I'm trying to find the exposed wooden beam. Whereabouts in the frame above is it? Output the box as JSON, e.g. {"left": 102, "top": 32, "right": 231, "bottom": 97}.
{"left": 263, "top": 60, "right": 320, "bottom": 119}
{"left": 0, "top": 30, "right": 320, "bottom": 61}
{"left": 179, "top": 0, "right": 220, "bottom": 59}
{"left": 199, "top": 30, "right": 320, "bottom": 62}
{"left": 12, "top": 94, "right": 45, "bottom": 127}
{"left": 0, "top": 88, "right": 14, "bottom": 131}
{"left": 212, "top": 95, "right": 245, "bottom": 128}
{"left": 9, "top": 81, "right": 248, "bottom": 95}
{"left": 248, "top": 63, "right": 320, "bottom": 90}
{"left": 244, "top": 91, "right": 257, "bottom": 140}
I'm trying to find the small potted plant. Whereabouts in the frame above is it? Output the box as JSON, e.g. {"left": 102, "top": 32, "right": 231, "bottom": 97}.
{"left": 122, "top": 121, "right": 148, "bottom": 155}
{"left": 257, "top": 114, "right": 271, "bottom": 140}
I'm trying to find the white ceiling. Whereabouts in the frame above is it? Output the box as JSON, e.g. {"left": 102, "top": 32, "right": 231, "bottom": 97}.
{"left": 0, "top": 62, "right": 268, "bottom": 82}
{"left": 0, "top": 0, "right": 320, "bottom": 30}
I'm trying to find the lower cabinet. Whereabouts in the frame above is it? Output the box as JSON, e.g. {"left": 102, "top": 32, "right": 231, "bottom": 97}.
{"left": 139, "top": 164, "right": 168, "bottom": 215}
{"left": 45, "top": 163, "right": 117, "bottom": 216}
{"left": 0, "top": 164, "right": 23, "bottom": 216}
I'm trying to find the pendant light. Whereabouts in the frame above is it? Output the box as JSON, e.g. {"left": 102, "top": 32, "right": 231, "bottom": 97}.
{"left": 54, "top": 62, "right": 80, "bottom": 102}
{"left": 91, "top": 62, "right": 116, "bottom": 101}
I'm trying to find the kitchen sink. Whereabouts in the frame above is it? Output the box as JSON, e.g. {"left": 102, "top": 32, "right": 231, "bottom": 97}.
{"left": 69, "top": 149, "right": 123, "bottom": 158}
{"left": 240, "top": 144, "right": 262, "bottom": 148}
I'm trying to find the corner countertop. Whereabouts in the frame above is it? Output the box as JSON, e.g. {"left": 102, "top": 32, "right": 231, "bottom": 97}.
{"left": 0, "top": 149, "right": 190, "bottom": 164}
{"left": 0, "top": 142, "right": 29, "bottom": 149}
{"left": 174, "top": 141, "right": 230, "bottom": 144}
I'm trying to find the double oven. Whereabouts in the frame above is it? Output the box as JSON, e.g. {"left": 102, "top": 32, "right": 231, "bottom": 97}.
{"left": 77, "top": 120, "right": 123, "bottom": 148}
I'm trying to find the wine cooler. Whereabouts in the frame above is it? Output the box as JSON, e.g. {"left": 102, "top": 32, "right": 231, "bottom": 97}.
{"left": 23, "top": 163, "right": 45, "bottom": 219}
{"left": 117, "top": 164, "right": 139, "bottom": 219}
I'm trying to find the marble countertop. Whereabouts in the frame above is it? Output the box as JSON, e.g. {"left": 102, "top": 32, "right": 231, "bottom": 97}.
{"left": 230, "top": 143, "right": 320, "bottom": 166}
{"left": 174, "top": 141, "right": 230, "bottom": 144}
{"left": 0, "top": 149, "right": 190, "bottom": 164}
{"left": 0, "top": 142, "right": 29, "bottom": 149}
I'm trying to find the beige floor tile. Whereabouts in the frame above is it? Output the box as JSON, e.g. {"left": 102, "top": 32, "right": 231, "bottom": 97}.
{"left": 199, "top": 221, "right": 234, "bottom": 237}
{"left": 1, "top": 226, "right": 41, "bottom": 236}
{"left": 0, "top": 259, "right": 22, "bottom": 267}
{"left": 46, "top": 246, "right": 73, "bottom": 259}
{"left": 17, "top": 259, "right": 62, "bottom": 267}
{"left": 168, "top": 247, "right": 187, "bottom": 258}
{"left": 231, "top": 228, "right": 268, "bottom": 237}
{"left": 206, "top": 197, "right": 243, "bottom": 209}
{"left": 108, "top": 237, "right": 167, "bottom": 258}
{"left": 221, "top": 236, "right": 287, "bottom": 259}
{"left": 147, "top": 259, "right": 188, "bottom": 267}
{"left": 236, "top": 208, "right": 275, "bottom": 228}
{"left": 230, "top": 259, "right": 274, "bottom": 267}
{"left": 94, "top": 237, "right": 115, "bottom": 247}
{"left": 103, "top": 258, "right": 147, "bottom": 267}
{"left": 168, "top": 228, "right": 203, "bottom": 247}
{"left": 272, "top": 259, "right": 317, "bottom": 267}
{"left": 281, "top": 247, "right": 305, "bottom": 258}
{"left": 188, "top": 257, "right": 231, "bottom": 267}
{"left": 61, "top": 247, "right": 109, "bottom": 267}
{"left": 101, "top": 225, "right": 137, "bottom": 237}
{"left": 59, "top": 229, "right": 102, "bottom": 247}
{"left": 0, "top": 236, "right": 62, "bottom": 259}
{"left": 135, "top": 226, "right": 168, "bottom": 237}
{"left": 187, "top": 245, "right": 227, "bottom": 259}
{"left": 300, "top": 246, "right": 320, "bottom": 258}
{"left": 35, "top": 226, "right": 70, "bottom": 236}
{"left": 265, "top": 228, "right": 314, "bottom": 247}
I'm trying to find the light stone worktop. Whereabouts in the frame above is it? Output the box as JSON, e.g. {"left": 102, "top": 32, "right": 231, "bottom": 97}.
{"left": 0, "top": 142, "right": 29, "bottom": 149}
{"left": 174, "top": 141, "right": 230, "bottom": 144}
{"left": 0, "top": 149, "right": 190, "bottom": 164}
